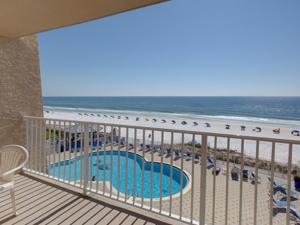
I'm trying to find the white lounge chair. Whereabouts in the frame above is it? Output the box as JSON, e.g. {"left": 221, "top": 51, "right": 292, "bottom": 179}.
{"left": 0, "top": 145, "right": 29, "bottom": 216}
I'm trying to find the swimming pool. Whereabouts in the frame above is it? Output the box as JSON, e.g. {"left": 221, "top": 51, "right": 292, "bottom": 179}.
{"left": 49, "top": 151, "right": 189, "bottom": 198}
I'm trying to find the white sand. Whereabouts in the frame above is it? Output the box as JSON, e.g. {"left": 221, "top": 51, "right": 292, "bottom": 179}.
{"left": 43, "top": 109, "right": 300, "bottom": 164}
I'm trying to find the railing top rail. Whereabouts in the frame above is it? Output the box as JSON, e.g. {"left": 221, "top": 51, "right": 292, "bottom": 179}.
{"left": 23, "top": 115, "right": 300, "bottom": 145}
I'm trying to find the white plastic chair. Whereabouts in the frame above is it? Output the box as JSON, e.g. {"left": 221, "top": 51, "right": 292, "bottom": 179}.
{"left": 0, "top": 145, "right": 29, "bottom": 216}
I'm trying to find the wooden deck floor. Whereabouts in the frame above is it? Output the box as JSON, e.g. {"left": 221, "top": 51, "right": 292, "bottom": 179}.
{"left": 0, "top": 174, "right": 169, "bottom": 225}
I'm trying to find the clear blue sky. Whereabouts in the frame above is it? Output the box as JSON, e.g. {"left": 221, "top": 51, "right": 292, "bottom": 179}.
{"left": 39, "top": 0, "right": 300, "bottom": 97}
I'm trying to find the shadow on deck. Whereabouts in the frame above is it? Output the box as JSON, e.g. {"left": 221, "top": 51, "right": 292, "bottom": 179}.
{"left": 0, "top": 174, "right": 173, "bottom": 225}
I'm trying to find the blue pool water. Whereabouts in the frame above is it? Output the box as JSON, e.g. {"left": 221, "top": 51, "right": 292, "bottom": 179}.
{"left": 49, "top": 151, "right": 189, "bottom": 198}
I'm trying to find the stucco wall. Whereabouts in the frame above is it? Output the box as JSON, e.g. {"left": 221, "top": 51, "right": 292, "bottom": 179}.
{"left": 0, "top": 35, "right": 43, "bottom": 147}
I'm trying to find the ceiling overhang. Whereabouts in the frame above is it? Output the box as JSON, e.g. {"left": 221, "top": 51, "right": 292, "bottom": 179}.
{"left": 0, "top": 0, "right": 168, "bottom": 38}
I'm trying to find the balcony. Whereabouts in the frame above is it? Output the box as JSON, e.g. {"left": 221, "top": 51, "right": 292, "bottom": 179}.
{"left": 2, "top": 115, "right": 300, "bottom": 225}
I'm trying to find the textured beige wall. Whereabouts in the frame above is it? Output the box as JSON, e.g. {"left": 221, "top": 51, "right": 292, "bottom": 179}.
{"left": 0, "top": 35, "right": 43, "bottom": 147}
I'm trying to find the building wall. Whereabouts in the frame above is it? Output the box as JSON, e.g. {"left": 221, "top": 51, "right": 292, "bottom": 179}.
{"left": 0, "top": 35, "right": 43, "bottom": 147}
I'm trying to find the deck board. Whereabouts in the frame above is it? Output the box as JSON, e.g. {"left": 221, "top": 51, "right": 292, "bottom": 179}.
{"left": 0, "top": 175, "right": 167, "bottom": 225}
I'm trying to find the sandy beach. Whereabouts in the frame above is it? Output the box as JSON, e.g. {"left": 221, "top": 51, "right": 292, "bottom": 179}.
{"left": 44, "top": 110, "right": 300, "bottom": 165}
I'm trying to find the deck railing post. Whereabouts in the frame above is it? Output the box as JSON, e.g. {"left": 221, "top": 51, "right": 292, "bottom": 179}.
{"left": 200, "top": 134, "right": 208, "bottom": 225}
{"left": 83, "top": 123, "right": 89, "bottom": 196}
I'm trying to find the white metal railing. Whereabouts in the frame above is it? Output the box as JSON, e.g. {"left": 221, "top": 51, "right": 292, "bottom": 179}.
{"left": 24, "top": 116, "right": 300, "bottom": 225}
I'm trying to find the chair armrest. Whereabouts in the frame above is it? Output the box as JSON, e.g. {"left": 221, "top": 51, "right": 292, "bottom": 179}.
{"left": 0, "top": 160, "right": 27, "bottom": 179}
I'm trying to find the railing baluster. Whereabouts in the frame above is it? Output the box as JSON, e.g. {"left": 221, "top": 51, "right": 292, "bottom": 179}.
{"left": 68, "top": 122, "right": 72, "bottom": 184}
{"left": 169, "top": 132, "right": 174, "bottom": 216}
{"left": 225, "top": 137, "right": 230, "bottom": 225}
{"left": 103, "top": 125, "right": 107, "bottom": 195}
{"left": 35, "top": 119, "right": 38, "bottom": 172}
{"left": 80, "top": 123, "right": 83, "bottom": 187}
{"left": 39, "top": 120, "right": 42, "bottom": 173}
{"left": 44, "top": 120, "right": 47, "bottom": 175}
{"left": 286, "top": 143, "right": 293, "bottom": 225}
{"left": 141, "top": 129, "right": 145, "bottom": 207}
{"left": 180, "top": 133, "right": 184, "bottom": 220}
{"left": 53, "top": 121, "right": 57, "bottom": 178}
{"left": 190, "top": 134, "right": 195, "bottom": 223}
{"left": 133, "top": 128, "right": 137, "bottom": 205}
{"left": 269, "top": 142, "right": 275, "bottom": 225}
{"left": 31, "top": 119, "right": 34, "bottom": 171}
{"left": 25, "top": 119, "right": 29, "bottom": 169}
{"left": 45, "top": 120, "right": 51, "bottom": 177}
{"left": 212, "top": 136, "right": 217, "bottom": 225}
{"left": 239, "top": 139, "right": 245, "bottom": 225}
{"left": 63, "top": 121, "right": 67, "bottom": 182}
{"left": 110, "top": 125, "right": 113, "bottom": 198}
{"left": 96, "top": 124, "right": 100, "bottom": 193}
{"left": 150, "top": 129, "right": 154, "bottom": 210}
{"left": 159, "top": 131, "right": 164, "bottom": 214}
{"left": 83, "top": 123, "right": 89, "bottom": 196}
{"left": 74, "top": 122, "right": 78, "bottom": 186}
{"left": 199, "top": 134, "right": 208, "bottom": 225}
{"left": 117, "top": 126, "right": 121, "bottom": 199}
{"left": 89, "top": 126, "right": 93, "bottom": 191}
{"left": 254, "top": 140, "right": 260, "bottom": 225}
{"left": 125, "top": 127, "right": 129, "bottom": 202}
{"left": 57, "top": 121, "right": 61, "bottom": 180}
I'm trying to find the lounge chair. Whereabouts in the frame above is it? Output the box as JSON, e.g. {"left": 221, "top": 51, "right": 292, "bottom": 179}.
{"left": 225, "top": 124, "right": 230, "bottom": 129}
{"left": 273, "top": 199, "right": 292, "bottom": 208}
{"left": 212, "top": 167, "right": 221, "bottom": 176}
{"left": 165, "top": 148, "right": 172, "bottom": 156}
{"left": 193, "top": 122, "right": 198, "bottom": 126}
{"left": 0, "top": 145, "right": 29, "bottom": 216}
{"left": 171, "top": 120, "right": 176, "bottom": 124}
{"left": 268, "top": 177, "right": 286, "bottom": 187}
{"left": 185, "top": 151, "right": 192, "bottom": 159}
{"left": 161, "top": 119, "right": 166, "bottom": 123}
{"left": 175, "top": 151, "right": 182, "bottom": 158}
{"left": 274, "top": 186, "right": 299, "bottom": 199}
{"left": 207, "top": 156, "right": 215, "bottom": 168}
{"left": 181, "top": 121, "right": 187, "bottom": 125}
{"left": 242, "top": 169, "right": 249, "bottom": 181}
{"left": 231, "top": 167, "right": 239, "bottom": 181}
{"left": 292, "top": 130, "right": 300, "bottom": 136}
{"left": 273, "top": 128, "right": 280, "bottom": 134}
{"left": 195, "top": 153, "right": 201, "bottom": 162}
{"left": 290, "top": 207, "right": 300, "bottom": 223}
{"left": 205, "top": 122, "right": 211, "bottom": 127}
{"left": 241, "top": 125, "right": 246, "bottom": 131}
{"left": 250, "top": 171, "right": 260, "bottom": 183}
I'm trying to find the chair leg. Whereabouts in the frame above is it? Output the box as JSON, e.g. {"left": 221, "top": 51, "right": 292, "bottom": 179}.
{"left": 10, "top": 188, "right": 17, "bottom": 216}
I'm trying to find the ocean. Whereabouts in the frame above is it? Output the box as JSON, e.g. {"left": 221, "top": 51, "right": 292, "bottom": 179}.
{"left": 43, "top": 96, "right": 300, "bottom": 126}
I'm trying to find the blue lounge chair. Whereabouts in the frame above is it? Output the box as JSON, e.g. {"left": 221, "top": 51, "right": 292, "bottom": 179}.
{"left": 164, "top": 148, "right": 171, "bottom": 156}
{"left": 268, "top": 177, "right": 286, "bottom": 187}
{"left": 129, "top": 143, "right": 134, "bottom": 149}
{"left": 175, "top": 151, "right": 182, "bottom": 158}
{"left": 274, "top": 186, "right": 298, "bottom": 198}
{"left": 290, "top": 207, "right": 300, "bottom": 223}
{"left": 273, "top": 199, "right": 290, "bottom": 208}
{"left": 207, "top": 156, "right": 215, "bottom": 168}
{"left": 186, "top": 151, "right": 192, "bottom": 158}
{"left": 195, "top": 153, "right": 201, "bottom": 162}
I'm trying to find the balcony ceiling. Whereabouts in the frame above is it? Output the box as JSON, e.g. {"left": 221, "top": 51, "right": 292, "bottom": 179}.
{"left": 0, "top": 0, "right": 167, "bottom": 38}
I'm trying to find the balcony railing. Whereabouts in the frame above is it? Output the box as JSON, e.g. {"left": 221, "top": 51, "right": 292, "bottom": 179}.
{"left": 24, "top": 116, "right": 300, "bottom": 225}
